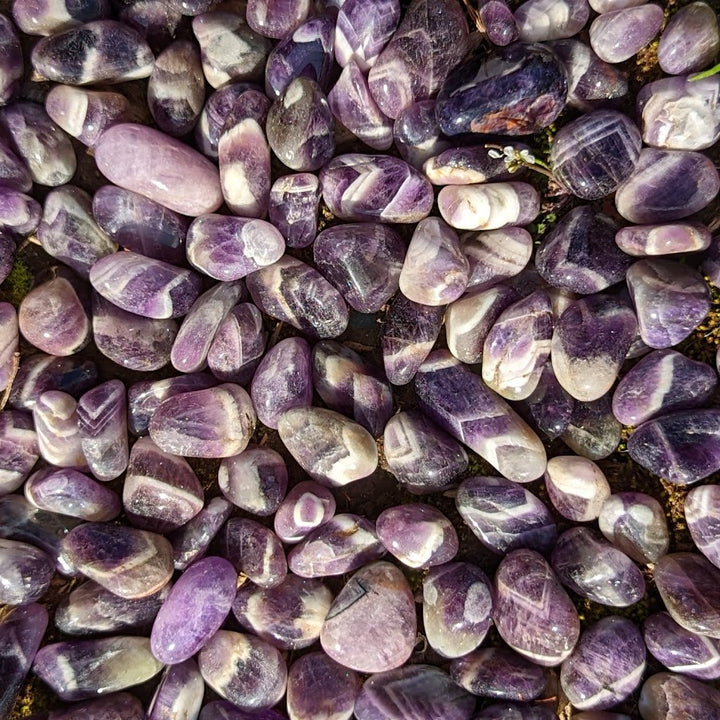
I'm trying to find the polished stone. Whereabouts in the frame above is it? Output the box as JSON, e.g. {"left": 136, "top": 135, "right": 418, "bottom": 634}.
{"left": 589, "top": 5, "right": 663, "bottom": 63}
{"left": 657, "top": 1, "right": 720, "bottom": 75}
{"left": 223, "top": 517, "right": 287, "bottom": 588}
{"left": 170, "top": 496, "right": 233, "bottom": 571}
{"left": 544, "top": 455, "right": 611, "bottom": 522}
{"left": 147, "top": 659, "right": 204, "bottom": 720}
{"left": 268, "top": 173, "right": 321, "bottom": 249}
{"left": 639, "top": 672, "right": 720, "bottom": 720}
{"left": 685, "top": 485, "right": 720, "bottom": 570}
{"left": 0, "top": 538, "right": 54, "bottom": 606}
{"left": 335, "top": 0, "right": 400, "bottom": 71}
{"left": 273, "top": 480, "right": 335, "bottom": 544}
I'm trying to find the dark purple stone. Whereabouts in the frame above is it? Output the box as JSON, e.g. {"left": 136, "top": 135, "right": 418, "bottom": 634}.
{"left": 639, "top": 672, "right": 720, "bottom": 720}
{"left": 0, "top": 538, "right": 55, "bottom": 605}
{"left": 223, "top": 518, "right": 287, "bottom": 588}
{"left": 170, "top": 496, "right": 233, "bottom": 571}
{"left": 0, "top": 410, "right": 39, "bottom": 495}
{"left": 393, "top": 99, "right": 451, "bottom": 168}
{"left": 522, "top": 362, "right": 576, "bottom": 440}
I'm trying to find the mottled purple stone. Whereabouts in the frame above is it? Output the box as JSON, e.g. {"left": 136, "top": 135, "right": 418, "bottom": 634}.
{"left": 478, "top": 0, "right": 519, "bottom": 46}
{"left": 436, "top": 43, "right": 567, "bottom": 136}
{"left": 33, "top": 636, "right": 164, "bottom": 701}
{"left": 273, "top": 481, "right": 335, "bottom": 544}
{"left": 0, "top": 188, "right": 41, "bottom": 234}
{"left": 287, "top": 651, "right": 361, "bottom": 720}
{"left": 335, "top": 0, "right": 399, "bottom": 71}
{"left": 223, "top": 517, "right": 287, "bottom": 588}
{"left": 33, "top": 390, "right": 86, "bottom": 469}
{"left": 617, "top": 222, "right": 712, "bottom": 256}
{"left": 657, "top": 1, "right": 720, "bottom": 75}
{"left": 250, "top": 336, "right": 313, "bottom": 429}
{"left": 170, "top": 496, "right": 232, "bottom": 571}
{"left": 644, "top": 611, "right": 720, "bottom": 680}
{"left": 0, "top": 13, "right": 22, "bottom": 105}
{"left": 247, "top": 255, "right": 349, "bottom": 338}
{"left": 515, "top": 0, "right": 589, "bottom": 41}
{"left": 639, "top": 672, "right": 720, "bottom": 720}
{"left": 150, "top": 556, "right": 236, "bottom": 664}
{"left": 544, "top": 455, "right": 610, "bottom": 522}
{"left": 551, "top": 111, "right": 641, "bottom": 199}
{"left": 685, "top": 485, "right": 720, "bottom": 570}
{"left": 148, "top": 383, "right": 256, "bottom": 459}
{"left": 0, "top": 538, "right": 54, "bottom": 605}
{"left": 627, "top": 259, "right": 710, "bottom": 349}
{"left": 25, "top": 467, "right": 121, "bottom": 522}
{"left": 124, "top": 437, "right": 204, "bottom": 533}
{"left": 321, "top": 561, "right": 416, "bottom": 673}
{"left": 320, "top": 153, "right": 434, "bottom": 223}
{"left": 268, "top": 173, "right": 320, "bottom": 249}
{"left": 246, "top": 0, "right": 312, "bottom": 39}
{"left": 232, "top": 573, "right": 332, "bottom": 650}
{"left": 368, "top": 0, "right": 469, "bottom": 119}
{"left": 493, "top": 549, "right": 580, "bottom": 666}
{"left": 615, "top": 149, "right": 720, "bottom": 224}
{"left": 552, "top": 526, "right": 646, "bottom": 607}
{"left": 12, "top": 1, "right": 111, "bottom": 36}
{"left": 56, "top": 581, "right": 169, "bottom": 637}
{"left": 561, "top": 616, "right": 646, "bottom": 710}
{"left": 424, "top": 145, "right": 516, "bottom": 187}
{"left": 219, "top": 445, "right": 287, "bottom": 516}
{"left": 415, "top": 351, "right": 547, "bottom": 483}
{"left": 288, "top": 513, "right": 385, "bottom": 578}
{"left": 45, "top": 692, "right": 145, "bottom": 720}
{"left": 522, "top": 361, "right": 575, "bottom": 440}
{"left": 63, "top": 522, "right": 174, "bottom": 599}
{"left": 0, "top": 138, "right": 31, "bottom": 193}
{"left": 451, "top": 646, "right": 548, "bottom": 701}
{"left": 119, "top": 0, "right": 182, "bottom": 50}
{"left": 589, "top": 5, "right": 663, "bottom": 63}
{"left": 198, "top": 630, "right": 287, "bottom": 711}
{"left": 456, "top": 475, "right": 557, "bottom": 555}
{"left": 0, "top": 603, "right": 48, "bottom": 718}
{"left": 147, "top": 659, "right": 204, "bottom": 720}
{"left": 393, "top": 100, "right": 451, "bottom": 168}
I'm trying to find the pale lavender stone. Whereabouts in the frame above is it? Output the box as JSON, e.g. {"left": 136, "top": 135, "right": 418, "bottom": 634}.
{"left": 33, "top": 391, "right": 86, "bottom": 469}
{"left": 198, "top": 631, "right": 287, "bottom": 711}
{"left": 321, "top": 561, "right": 416, "bottom": 673}
{"left": 685, "top": 485, "right": 720, "bottom": 570}
{"left": 612, "top": 349, "right": 716, "bottom": 426}
{"left": 25, "top": 467, "right": 121, "bottom": 522}
{"left": 273, "top": 481, "right": 335, "bottom": 544}
{"left": 0, "top": 538, "right": 54, "bottom": 605}
{"left": 617, "top": 222, "right": 712, "bottom": 256}
{"left": 288, "top": 513, "right": 385, "bottom": 578}
{"left": 170, "top": 282, "right": 244, "bottom": 373}
{"left": 544, "top": 455, "right": 611, "bottom": 522}
{"left": 589, "top": 0, "right": 647, "bottom": 11}
{"left": 552, "top": 526, "right": 646, "bottom": 607}
{"left": 0, "top": 13, "right": 22, "bottom": 105}
{"left": 561, "top": 616, "right": 646, "bottom": 710}
{"left": 451, "top": 646, "right": 549, "bottom": 701}
{"left": 287, "top": 651, "right": 361, "bottom": 720}
{"left": 0, "top": 188, "right": 41, "bottom": 234}
{"left": 645, "top": 611, "right": 720, "bottom": 680}
{"left": 355, "top": 665, "right": 475, "bottom": 720}
{"left": 493, "top": 549, "right": 580, "bottom": 666}
{"left": 33, "top": 637, "right": 164, "bottom": 701}
{"left": 268, "top": 173, "right": 321, "bottom": 249}
{"left": 422, "top": 561, "right": 493, "bottom": 658}
{"left": 522, "top": 361, "right": 576, "bottom": 440}
{"left": 147, "top": 659, "right": 204, "bottom": 720}
{"left": 55, "top": 581, "right": 170, "bottom": 636}
{"left": 561, "top": 395, "right": 623, "bottom": 460}
{"left": 320, "top": 153, "right": 434, "bottom": 223}
{"left": 246, "top": 0, "right": 313, "bottom": 38}
{"left": 626, "top": 259, "right": 711, "bottom": 349}
{"left": 0, "top": 137, "right": 31, "bottom": 193}
{"left": 477, "top": 0, "right": 519, "bottom": 46}
{"left": 589, "top": 5, "right": 663, "bottom": 63}
{"left": 456, "top": 475, "right": 557, "bottom": 555}
{"left": 615, "top": 149, "right": 720, "bottom": 224}
{"left": 13, "top": 0, "right": 112, "bottom": 37}
{"left": 657, "top": 2, "right": 720, "bottom": 75}
{"left": 170, "top": 496, "right": 233, "bottom": 570}
{"left": 0, "top": 603, "right": 48, "bottom": 718}
{"left": 393, "top": 100, "right": 451, "bottom": 169}
{"left": 151, "top": 556, "right": 237, "bottom": 664}
{"left": 250, "top": 336, "right": 313, "bottom": 429}
{"left": 368, "top": 0, "right": 469, "bottom": 119}
{"left": 63, "top": 522, "right": 174, "bottom": 599}
{"left": 247, "top": 255, "right": 349, "bottom": 338}
{"left": 639, "top": 673, "right": 720, "bottom": 720}
{"left": 149, "top": 383, "right": 256, "bottom": 458}
{"left": 219, "top": 445, "right": 287, "bottom": 516}
{"left": 223, "top": 517, "right": 287, "bottom": 588}
{"left": 383, "top": 410, "right": 468, "bottom": 495}
{"left": 335, "top": 0, "right": 400, "bottom": 71}
{"left": 314, "top": 223, "right": 405, "bottom": 313}
{"left": 0, "top": 412, "right": 38, "bottom": 495}
{"left": 0, "top": 302, "right": 18, "bottom": 393}
{"left": 515, "top": 0, "right": 590, "bottom": 41}
{"left": 124, "top": 437, "right": 204, "bottom": 532}
{"left": 232, "top": 573, "right": 332, "bottom": 650}
{"left": 415, "top": 351, "right": 547, "bottom": 483}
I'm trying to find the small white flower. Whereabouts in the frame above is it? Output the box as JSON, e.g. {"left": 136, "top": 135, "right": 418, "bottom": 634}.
{"left": 487, "top": 148, "right": 503, "bottom": 159}
{"left": 519, "top": 149, "right": 536, "bottom": 164}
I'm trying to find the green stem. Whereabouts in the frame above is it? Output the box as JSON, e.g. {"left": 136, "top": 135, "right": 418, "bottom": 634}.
{"left": 689, "top": 62, "right": 720, "bottom": 81}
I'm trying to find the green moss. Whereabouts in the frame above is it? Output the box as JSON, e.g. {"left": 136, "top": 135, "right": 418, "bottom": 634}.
{"left": 0, "top": 256, "right": 33, "bottom": 307}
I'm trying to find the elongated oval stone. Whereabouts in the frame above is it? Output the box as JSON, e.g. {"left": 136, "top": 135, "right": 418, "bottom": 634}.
{"left": 268, "top": 173, "right": 320, "bottom": 249}
{"left": 246, "top": 0, "right": 313, "bottom": 38}
{"left": 33, "top": 390, "right": 86, "bottom": 469}
{"left": 685, "top": 485, "right": 720, "bottom": 570}
{"left": 278, "top": 407, "right": 378, "bottom": 487}
{"left": 273, "top": 481, "right": 335, "bottom": 544}
{"left": 589, "top": 5, "right": 663, "bottom": 63}
{"left": 149, "top": 383, "right": 256, "bottom": 458}
{"left": 170, "top": 497, "right": 232, "bottom": 571}
{"left": 616, "top": 221, "right": 712, "bottom": 256}
{"left": 335, "top": 0, "right": 400, "bottom": 71}
{"left": 33, "top": 636, "right": 163, "bottom": 701}
{"left": 0, "top": 538, "right": 54, "bottom": 605}
{"left": 94, "top": 123, "right": 223, "bottom": 216}
{"left": 415, "top": 350, "right": 547, "bottom": 483}
{"left": 515, "top": 0, "right": 589, "bottom": 41}
{"left": 493, "top": 549, "right": 580, "bottom": 666}
{"left": 147, "top": 659, "right": 204, "bottom": 720}
{"left": 223, "top": 518, "right": 287, "bottom": 588}
{"left": 423, "top": 144, "right": 517, "bottom": 186}
{"left": 639, "top": 672, "right": 720, "bottom": 720}
{"left": 658, "top": 1, "right": 719, "bottom": 75}
{"left": 151, "top": 556, "right": 237, "bottom": 664}
{"left": 561, "top": 616, "right": 646, "bottom": 710}
{"left": 321, "top": 561, "right": 416, "bottom": 673}
{"left": 544, "top": 455, "right": 610, "bottom": 522}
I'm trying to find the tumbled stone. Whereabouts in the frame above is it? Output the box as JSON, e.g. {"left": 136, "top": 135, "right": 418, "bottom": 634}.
{"left": 321, "top": 561, "right": 416, "bottom": 673}
{"left": 223, "top": 517, "right": 287, "bottom": 588}
{"left": 477, "top": 0, "right": 519, "bottom": 46}
{"left": 561, "top": 396, "right": 622, "bottom": 460}
{"left": 422, "top": 561, "right": 493, "bottom": 658}
{"left": 0, "top": 538, "right": 54, "bottom": 605}
{"left": 0, "top": 188, "right": 41, "bottom": 234}
{"left": 335, "top": 0, "right": 399, "bottom": 71}
{"left": 685, "top": 485, "right": 720, "bottom": 570}
{"left": 147, "top": 659, "right": 204, "bottom": 720}
{"left": 522, "top": 362, "right": 575, "bottom": 440}
{"left": 0, "top": 137, "right": 31, "bottom": 193}
{"left": 120, "top": 0, "right": 182, "bottom": 48}
{"left": 474, "top": 702, "right": 557, "bottom": 720}
{"left": 423, "top": 144, "right": 516, "bottom": 186}
{"left": 273, "top": 481, "right": 335, "bottom": 544}
{"left": 170, "top": 496, "right": 233, "bottom": 571}
{"left": 493, "top": 549, "right": 580, "bottom": 666}
{"left": 561, "top": 616, "right": 646, "bottom": 710}
{"left": 544, "top": 455, "right": 611, "bottom": 522}
{"left": 0, "top": 13, "right": 22, "bottom": 104}
{"left": 657, "top": 1, "right": 720, "bottom": 75}
{"left": 268, "top": 173, "right": 321, "bottom": 249}
{"left": 393, "top": 99, "right": 450, "bottom": 168}
{"left": 0, "top": 307, "right": 20, "bottom": 394}
{"left": 618, "top": 222, "right": 712, "bottom": 257}
{"left": 589, "top": 5, "right": 663, "bottom": 63}
{"left": 461, "top": 228, "right": 531, "bottom": 291}
{"left": 515, "top": 0, "right": 589, "bottom": 41}
{"left": 639, "top": 672, "right": 720, "bottom": 719}
{"left": 246, "top": 0, "right": 312, "bottom": 38}
{"left": 33, "top": 390, "right": 86, "bottom": 469}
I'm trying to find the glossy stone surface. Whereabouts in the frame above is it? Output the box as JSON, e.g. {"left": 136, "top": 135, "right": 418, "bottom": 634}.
{"left": 320, "top": 153, "right": 433, "bottom": 223}
{"left": 422, "top": 561, "right": 493, "bottom": 658}
{"left": 321, "top": 561, "right": 416, "bottom": 673}
{"left": 639, "top": 673, "right": 720, "bottom": 719}
{"left": 473, "top": 703, "right": 557, "bottom": 719}
{"left": 436, "top": 43, "right": 567, "bottom": 136}
{"left": 170, "top": 496, "right": 232, "bottom": 571}
{"left": 63, "top": 522, "right": 174, "bottom": 599}
{"left": 617, "top": 222, "right": 712, "bottom": 256}
{"left": 515, "top": 0, "right": 589, "bottom": 41}
{"left": 415, "top": 351, "right": 547, "bottom": 483}
{"left": 657, "top": 1, "right": 720, "bottom": 75}
{"left": 278, "top": 407, "right": 378, "bottom": 487}
{"left": 561, "top": 616, "right": 646, "bottom": 710}
{"left": 477, "top": 0, "right": 519, "bottom": 46}
{"left": 627, "top": 410, "right": 720, "bottom": 485}
{"left": 223, "top": 517, "right": 287, "bottom": 588}
{"left": 589, "top": 5, "right": 663, "bottom": 63}
{"left": 0, "top": 138, "right": 31, "bottom": 193}
{"left": 147, "top": 659, "right": 204, "bottom": 720}
{"left": 0, "top": 188, "right": 41, "bottom": 234}
{"left": 423, "top": 144, "right": 516, "bottom": 186}
{"left": 33, "top": 636, "right": 164, "bottom": 701}
{"left": 393, "top": 99, "right": 450, "bottom": 168}
{"left": 523, "top": 361, "right": 575, "bottom": 441}
{"left": 246, "top": 0, "right": 312, "bottom": 38}
{"left": 685, "top": 485, "right": 720, "bottom": 570}
{"left": 151, "top": 556, "right": 236, "bottom": 664}
{"left": 383, "top": 410, "right": 468, "bottom": 494}
{"left": 268, "top": 173, "right": 321, "bottom": 249}
{"left": 493, "top": 549, "right": 580, "bottom": 666}
{"left": 33, "top": 390, "right": 86, "bottom": 469}
{"left": 335, "top": 0, "right": 400, "bottom": 71}
{"left": 0, "top": 538, "right": 54, "bottom": 605}
{"left": 544, "top": 455, "right": 611, "bottom": 522}
{"left": 273, "top": 481, "right": 335, "bottom": 545}
{"left": 0, "top": 13, "right": 22, "bottom": 104}
{"left": 148, "top": 383, "right": 256, "bottom": 459}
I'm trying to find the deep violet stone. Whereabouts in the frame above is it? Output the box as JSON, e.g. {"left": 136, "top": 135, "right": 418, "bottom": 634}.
{"left": 223, "top": 517, "right": 287, "bottom": 588}
{"left": 0, "top": 538, "right": 55, "bottom": 605}
{"left": 639, "top": 672, "right": 720, "bottom": 720}
{"left": 335, "top": 0, "right": 400, "bottom": 71}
